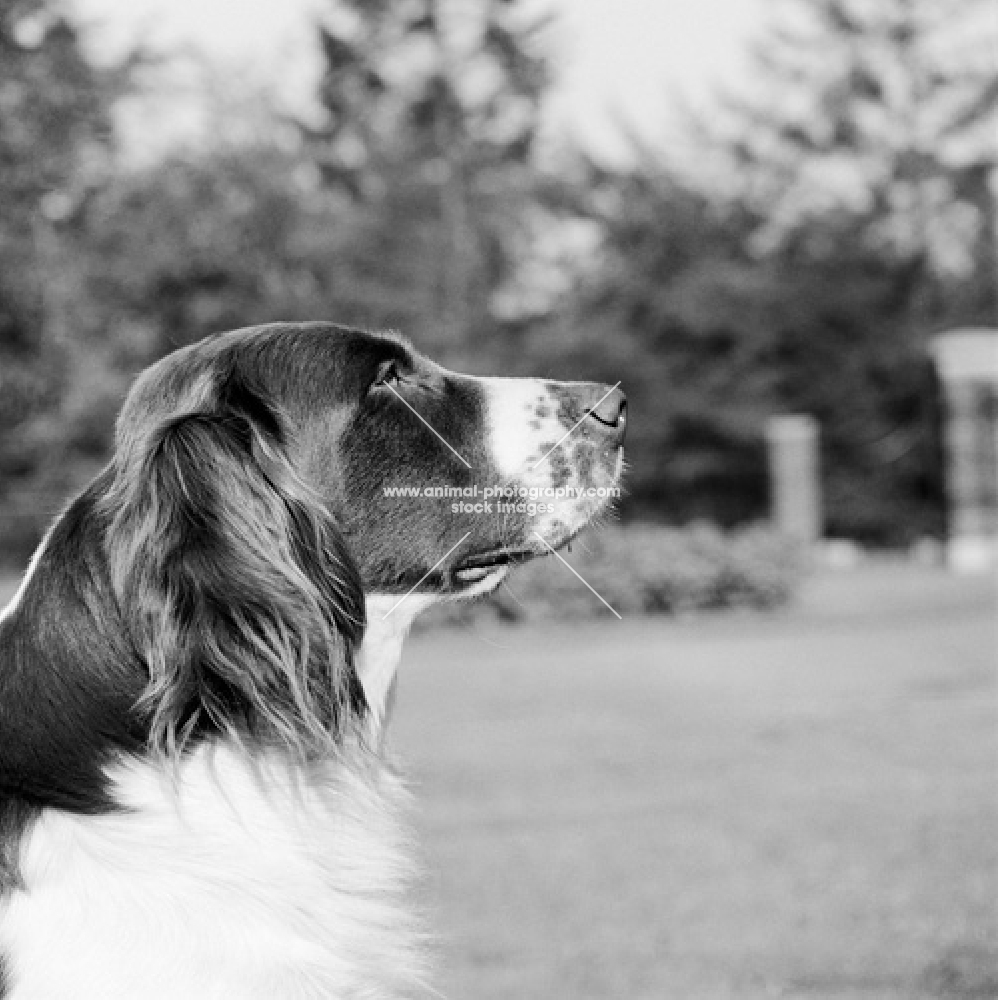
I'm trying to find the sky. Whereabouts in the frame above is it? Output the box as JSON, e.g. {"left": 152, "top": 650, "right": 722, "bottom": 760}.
{"left": 70, "top": 0, "right": 766, "bottom": 163}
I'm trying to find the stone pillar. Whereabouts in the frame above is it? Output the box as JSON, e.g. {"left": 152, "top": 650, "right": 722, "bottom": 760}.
{"left": 930, "top": 329, "right": 998, "bottom": 573}
{"left": 766, "top": 414, "right": 822, "bottom": 544}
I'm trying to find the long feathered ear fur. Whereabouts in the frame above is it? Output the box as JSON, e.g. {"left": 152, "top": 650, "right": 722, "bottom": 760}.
{"left": 104, "top": 365, "right": 367, "bottom": 761}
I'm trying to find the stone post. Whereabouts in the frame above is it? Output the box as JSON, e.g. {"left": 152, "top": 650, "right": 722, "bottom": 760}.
{"left": 766, "top": 414, "right": 822, "bottom": 545}
{"left": 930, "top": 329, "right": 998, "bottom": 573}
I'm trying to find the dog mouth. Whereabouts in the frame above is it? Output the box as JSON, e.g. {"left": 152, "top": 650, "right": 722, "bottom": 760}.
{"left": 452, "top": 546, "right": 538, "bottom": 585}
{"left": 450, "top": 529, "right": 581, "bottom": 586}
{"left": 450, "top": 445, "right": 625, "bottom": 588}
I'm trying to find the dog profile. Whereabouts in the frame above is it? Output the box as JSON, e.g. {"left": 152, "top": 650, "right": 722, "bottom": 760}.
{"left": 0, "top": 322, "right": 625, "bottom": 998}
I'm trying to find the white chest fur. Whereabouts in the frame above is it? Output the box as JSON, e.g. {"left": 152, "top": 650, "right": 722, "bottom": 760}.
{"left": 356, "top": 595, "right": 436, "bottom": 737}
{"left": 0, "top": 746, "right": 425, "bottom": 1000}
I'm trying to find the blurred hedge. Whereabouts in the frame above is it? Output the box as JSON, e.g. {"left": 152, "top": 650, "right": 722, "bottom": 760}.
{"left": 419, "top": 522, "right": 805, "bottom": 629}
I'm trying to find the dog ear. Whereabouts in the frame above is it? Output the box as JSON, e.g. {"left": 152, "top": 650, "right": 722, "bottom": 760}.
{"left": 106, "top": 367, "right": 367, "bottom": 760}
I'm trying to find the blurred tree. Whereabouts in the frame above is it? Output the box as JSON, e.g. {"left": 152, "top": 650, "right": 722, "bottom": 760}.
{"left": 72, "top": 130, "right": 428, "bottom": 365}
{"left": 709, "top": 0, "right": 996, "bottom": 540}
{"left": 302, "top": 0, "right": 551, "bottom": 360}
{"left": 0, "top": 0, "right": 127, "bottom": 560}
{"left": 0, "top": 1, "right": 554, "bottom": 563}
{"left": 712, "top": 0, "right": 997, "bottom": 324}
{"left": 537, "top": 163, "right": 774, "bottom": 527}
{"left": 558, "top": 0, "right": 994, "bottom": 542}
{"left": 77, "top": 143, "right": 324, "bottom": 362}
{"left": 7, "top": 0, "right": 983, "bottom": 560}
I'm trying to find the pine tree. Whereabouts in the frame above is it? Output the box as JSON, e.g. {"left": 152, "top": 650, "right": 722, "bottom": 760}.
{"left": 302, "top": 0, "right": 550, "bottom": 354}
{"left": 713, "top": 0, "right": 996, "bottom": 324}
{"left": 554, "top": 0, "right": 996, "bottom": 540}
{"left": 0, "top": 0, "right": 125, "bottom": 559}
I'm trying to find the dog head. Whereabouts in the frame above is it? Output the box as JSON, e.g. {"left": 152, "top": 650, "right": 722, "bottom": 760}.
{"left": 7, "top": 322, "right": 625, "bottom": 767}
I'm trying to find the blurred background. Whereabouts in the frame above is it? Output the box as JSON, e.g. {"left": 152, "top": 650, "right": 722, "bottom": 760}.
{"left": 0, "top": 0, "right": 995, "bottom": 996}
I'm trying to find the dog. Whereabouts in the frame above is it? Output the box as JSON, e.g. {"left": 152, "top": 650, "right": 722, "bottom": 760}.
{"left": 0, "top": 322, "right": 625, "bottom": 998}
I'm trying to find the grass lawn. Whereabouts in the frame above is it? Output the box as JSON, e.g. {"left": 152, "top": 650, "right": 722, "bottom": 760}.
{"left": 391, "top": 566, "right": 997, "bottom": 999}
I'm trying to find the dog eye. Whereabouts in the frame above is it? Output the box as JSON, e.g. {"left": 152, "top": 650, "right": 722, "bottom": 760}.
{"left": 371, "top": 360, "right": 401, "bottom": 390}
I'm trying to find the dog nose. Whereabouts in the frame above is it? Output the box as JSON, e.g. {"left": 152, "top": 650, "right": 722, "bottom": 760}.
{"left": 587, "top": 386, "right": 627, "bottom": 444}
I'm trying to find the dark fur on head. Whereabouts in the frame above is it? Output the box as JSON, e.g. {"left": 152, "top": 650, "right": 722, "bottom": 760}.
{"left": 103, "top": 355, "right": 367, "bottom": 761}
